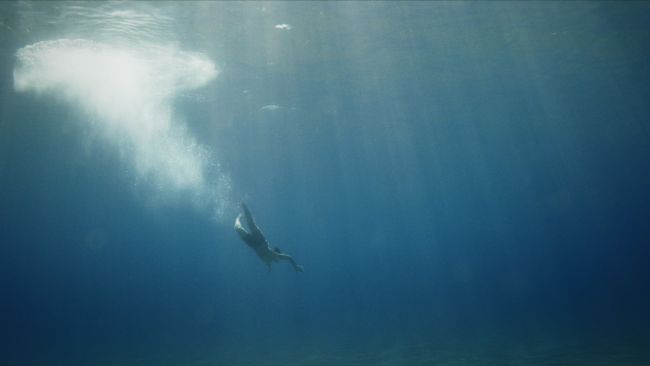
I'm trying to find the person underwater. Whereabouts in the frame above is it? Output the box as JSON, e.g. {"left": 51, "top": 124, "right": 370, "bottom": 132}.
{"left": 234, "top": 203, "right": 304, "bottom": 272}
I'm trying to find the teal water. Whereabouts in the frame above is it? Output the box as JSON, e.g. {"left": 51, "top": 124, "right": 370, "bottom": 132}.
{"left": 1, "top": 2, "right": 649, "bottom": 365}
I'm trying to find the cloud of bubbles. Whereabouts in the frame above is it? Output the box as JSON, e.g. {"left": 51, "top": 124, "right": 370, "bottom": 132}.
{"left": 14, "top": 38, "right": 233, "bottom": 220}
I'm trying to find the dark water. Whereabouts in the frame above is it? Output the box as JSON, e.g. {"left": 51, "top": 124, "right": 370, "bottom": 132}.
{"left": 1, "top": 2, "right": 650, "bottom": 365}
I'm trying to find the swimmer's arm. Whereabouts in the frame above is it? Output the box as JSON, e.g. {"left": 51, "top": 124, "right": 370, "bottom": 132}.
{"left": 275, "top": 252, "right": 304, "bottom": 272}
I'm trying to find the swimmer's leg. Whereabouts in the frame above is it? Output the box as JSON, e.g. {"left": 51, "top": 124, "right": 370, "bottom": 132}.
{"left": 234, "top": 214, "right": 252, "bottom": 241}
{"left": 241, "top": 203, "right": 264, "bottom": 238}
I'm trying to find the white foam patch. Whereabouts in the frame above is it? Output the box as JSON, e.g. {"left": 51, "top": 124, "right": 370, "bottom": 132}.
{"left": 274, "top": 24, "right": 292, "bottom": 31}
{"left": 14, "top": 39, "right": 232, "bottom": 217}
{"left": 260, "top": 104, "right": 282, "bottom": 111}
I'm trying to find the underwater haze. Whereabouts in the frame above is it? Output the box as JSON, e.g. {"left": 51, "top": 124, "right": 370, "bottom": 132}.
{"left": 1, "top": 1, "right": 650, "bottom": 365}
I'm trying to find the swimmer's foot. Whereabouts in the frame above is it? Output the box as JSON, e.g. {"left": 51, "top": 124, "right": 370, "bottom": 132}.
{"left": 295, "top": 264, "right": 304, "bottom": 273}
{"left": 234, "top": 214, "right": 244, "bottom": 229}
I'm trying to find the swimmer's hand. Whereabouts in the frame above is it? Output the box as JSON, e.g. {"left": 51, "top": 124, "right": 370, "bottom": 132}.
{"left": 295, "top": 264, "right": 304, "bottom": 273}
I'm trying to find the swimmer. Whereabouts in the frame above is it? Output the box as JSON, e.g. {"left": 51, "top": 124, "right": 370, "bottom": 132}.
{"left": 235, "top": 203, "right": 304, "bottom": 273}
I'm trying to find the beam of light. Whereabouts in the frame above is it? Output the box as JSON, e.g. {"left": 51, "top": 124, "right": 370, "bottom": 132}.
{"left": 14, "top": 38, "right": 233, "bottom": 220}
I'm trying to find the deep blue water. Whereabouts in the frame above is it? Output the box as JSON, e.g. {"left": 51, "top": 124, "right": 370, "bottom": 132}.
{"left": 1, "top": 2, "right": 650, "bottom": 365}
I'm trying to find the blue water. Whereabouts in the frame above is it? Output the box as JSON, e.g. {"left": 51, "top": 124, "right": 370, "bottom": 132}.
{"left": 1, "top": 2, "right": 650, "bottom": 365}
